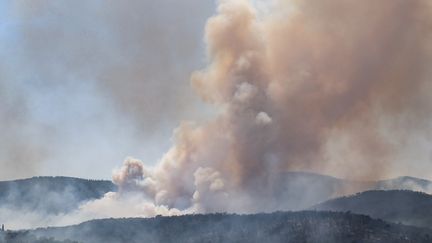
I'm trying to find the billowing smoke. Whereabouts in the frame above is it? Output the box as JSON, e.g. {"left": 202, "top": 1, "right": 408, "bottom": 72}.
{"left": 3, "top": 0, "right": 431, "bottom": 228}
{"left": 86, "top": 0, "right": 432, "bottom": 216}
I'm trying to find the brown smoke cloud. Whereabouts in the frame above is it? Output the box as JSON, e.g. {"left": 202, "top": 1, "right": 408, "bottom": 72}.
{"left": 0, "top": 0, "right": 432, "bottom": 226}
{"left": 107, "top": 0, "right": 432, "bottom": 213}
{"left": 94, "top": 0, "right": 432, "bottom": 215}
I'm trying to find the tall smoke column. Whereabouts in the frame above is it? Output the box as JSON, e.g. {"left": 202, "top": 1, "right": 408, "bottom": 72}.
{"left": 109, "top": 0, "right": 432, "bottom": 214}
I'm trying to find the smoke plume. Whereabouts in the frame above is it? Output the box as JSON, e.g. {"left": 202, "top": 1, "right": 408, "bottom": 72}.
{"left": 2, "top": 0, "right": 429, "bottom": 225}
{"left": 90, "top": 0, "right": 432, "bottom": 216}
{"left": 1, "top": 0, "right": 431, "bottom": 228}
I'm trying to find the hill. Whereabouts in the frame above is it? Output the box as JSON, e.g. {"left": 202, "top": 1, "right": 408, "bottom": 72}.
{"left": 0, "top": 173, "right": 430, "bottom": 215}
{"left": 0, "top": 176, "right": 115, "bottom": 214}
{"left": 258, "top": 172, "right": 347, "bottom": 210}
{"left": 22, "top": 211, "right": 432, "bottom": 243}
{"left": 312, "top": 190, "right": 432, "bottom": 228}
{"left": 373, "top": 177, "right": 432, "bottom": 192}
{"left": 0, "top": 230, "right": 77, "bottom": 243}
{"left": 248, "top": 172, "right": 432, "bottom": 211}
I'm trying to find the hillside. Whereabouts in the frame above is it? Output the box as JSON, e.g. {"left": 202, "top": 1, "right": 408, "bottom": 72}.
{"left": 374, "top": 177, "right": 432, "bottom": 192}
{"left": 0, "top": 231, "right": 77, "bottom": 243}
{"left": 245, "top": 172, "right": 432, "bottom": 211}
{"left": 0, "top": 173, "right": 430, "bottom": 215}
{"left": 312, "top": 190, "right": 432, "bottom": 228}
{"left": 0, "top": 176, "right": 115, "bottom": 214}
{"left": 21, "top": 211, "right": 432, "bottom": 243}
{"left": 258, "top": 172, "right": 347, "bottom": 210}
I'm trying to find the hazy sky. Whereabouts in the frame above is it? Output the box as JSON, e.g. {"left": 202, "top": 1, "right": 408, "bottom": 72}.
{"left": 2, "top": 0, "right": 432, "bottom": 182}
{"left": 0, "top": 0, "right": 215, "bottom": 180}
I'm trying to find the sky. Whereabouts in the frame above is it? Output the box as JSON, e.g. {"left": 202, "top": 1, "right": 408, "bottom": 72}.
{"left": 0, "top": 0, "right": 216, "bottom": 180}
{"left": 1, "top": 0, "right": 432, "bottom": 182}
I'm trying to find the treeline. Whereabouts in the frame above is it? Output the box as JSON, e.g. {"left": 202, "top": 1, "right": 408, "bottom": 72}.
{"left": 313, "top": 190, "right": 432, "bottom": 228}
{"left": 0, "top": 231, "right": 78, "bottom": 243}
{"left": 32, "top": 211, "right": 432, "bottom": 243}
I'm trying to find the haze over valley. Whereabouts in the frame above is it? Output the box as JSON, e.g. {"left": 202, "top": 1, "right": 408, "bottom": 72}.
{"left": 1, "top": 0, "right": 432, "bottom": 242}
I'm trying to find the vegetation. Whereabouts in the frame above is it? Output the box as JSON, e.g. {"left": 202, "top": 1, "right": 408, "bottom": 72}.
{"left": 0, "top": 174, "right": 430, "bottom": 214}
{"left": 0, "top": 230, "right": 77, "bottom": 243}
{"left": 28, "top": 211, "right": 432, "bottom": 243}
{"left": 312, "top": 190, "right": 432, "bottom": 228}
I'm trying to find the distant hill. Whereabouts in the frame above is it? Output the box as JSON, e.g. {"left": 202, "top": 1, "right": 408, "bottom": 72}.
{"left": 23, "top": 211, "right": 432, "bottom": 243}
{"left": 373, "top": 176, "right": 432, "bottom": 192}
{"left": 0, "top": 176, "right": 115, "bottom": 214}
{"left": 250, "top": 172, "right": 432, "bottom": 211}
{"left": 0, "top": 173, "right": 430, "bottom": 215}
{"left": 260, "top": 172, "right": 348, "bottom": 211}
{"left": 312, "top": 190, "right": 432, "bottom": 228}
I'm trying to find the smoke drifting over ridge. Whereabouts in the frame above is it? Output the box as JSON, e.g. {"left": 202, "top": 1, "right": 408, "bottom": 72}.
{"left": 98, "top": 0, "right": 432, "bottom": 216}
{"left": 1, "top": 0, "right": 432, "bottom": 229}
